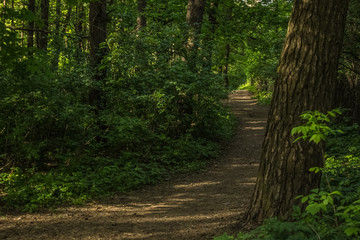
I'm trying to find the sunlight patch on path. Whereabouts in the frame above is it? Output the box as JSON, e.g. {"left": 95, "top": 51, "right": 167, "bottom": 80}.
{"left": 173, "top": 181, "right": 221, "bottom": 189}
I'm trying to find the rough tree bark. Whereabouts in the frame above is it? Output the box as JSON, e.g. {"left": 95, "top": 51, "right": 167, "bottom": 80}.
{"left": 243, "top": 0, "right": 349, "bottom": 226}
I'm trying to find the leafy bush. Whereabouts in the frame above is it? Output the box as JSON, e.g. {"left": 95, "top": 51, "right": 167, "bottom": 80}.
{"left": 0, "top": 0, "right": 236, "bottom": 212}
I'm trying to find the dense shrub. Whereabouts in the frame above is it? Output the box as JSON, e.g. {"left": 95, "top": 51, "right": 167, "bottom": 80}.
{"left": 0, "top": 21, "right": 235, "bottom": 211}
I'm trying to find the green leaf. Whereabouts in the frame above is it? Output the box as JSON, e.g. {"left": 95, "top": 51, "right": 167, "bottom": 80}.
{"left": 333, "top": 108, "right": 343, "bottom": 115}
{"left": 295, "top": 195, "right": 304, "bottom": 200}
{"left": 309, "top": 167, "right": 321, "bottom": 173}
{"left": 330, "top": 191, "right": 342, "bottom": 196}
{"left": 291, "top": 127, "right": 301, "bottom": 136}
{"left": 328, "top": 111, "right": 336, "bottom": 117}
{"left": 213, "top": 233, "right": 234, "bottom": 240}
{"left": 344, "top": 227, "right": 360, "bottom": 236}
{"left": 301, "top": 196, "right": 309, "bottom": 204}
{"left": 306, "top": 203, "right": 323, "bottom": 215}
{"left": 309, "top": 134, "right": 322, "bottom": 144}
{"left": 310, "top": 188, "right": 320, "bottom": 193}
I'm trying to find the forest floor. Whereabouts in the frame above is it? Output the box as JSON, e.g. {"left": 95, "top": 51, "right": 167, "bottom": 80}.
{"left": 0, "top": 90, "right": 269, "bottom": 240}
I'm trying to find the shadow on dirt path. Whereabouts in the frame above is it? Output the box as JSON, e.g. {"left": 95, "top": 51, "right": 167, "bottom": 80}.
{"left": 0, "top": 90, "right": 269, "bottom": 240}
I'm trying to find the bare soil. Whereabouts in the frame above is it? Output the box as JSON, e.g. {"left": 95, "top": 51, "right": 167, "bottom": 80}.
{"left": 0, "top": 90, "right": 269, "bottom": 240}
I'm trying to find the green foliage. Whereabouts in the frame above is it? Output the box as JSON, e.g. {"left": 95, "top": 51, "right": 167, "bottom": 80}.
{"left": 239, "top": 83, "right": 272, "bottom": 105}
{"left": 214, "top": 218, "right": 315, "bottom": 240}
{"left": 214, "top": 233, "right": 237, "bottom": 240}
{"left": 338, "top": 0, "right": 360, "bottom": 125}
{"left": 0, "top": 29, "right": 235, "bottom": 212}
{"left": 290, "top": 116, "right": 360, "bottom": 239}
{"left": 296, "top": 189, "right": 341, "bottom": 216}
{"left": 230, "top": 0, "right": 292, "bottom": 91}
{"left": 0, "top": 135, "right": 219, "bottom": 211}
{"left": 291, "top": 109, "right": 344, "bottom": 144}
{"left": 0, "top": 0, "right": 240, "bottom": 212}
{"left": 219, "top": 114, "right": 360, "bottom": 240}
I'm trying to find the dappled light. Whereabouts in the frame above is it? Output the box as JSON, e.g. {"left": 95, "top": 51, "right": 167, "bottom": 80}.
{"left": 0, "top": 91, "right": 269, "bottom": 240}
{"left": 173, "top": 181, "right": 221, "bottom": 189}
{"left": 3, "top": 0, "right": 358, "bottom": 238}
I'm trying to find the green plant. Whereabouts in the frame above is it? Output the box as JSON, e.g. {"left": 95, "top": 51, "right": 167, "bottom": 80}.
{"left": 217, "top": 110, "right": 360, "bottom": 240}
{"left": 291, "top": 109, "right": 343, "bottom": 144}
{"left": 214, "top": 218, "right": 315, "bottom": 240}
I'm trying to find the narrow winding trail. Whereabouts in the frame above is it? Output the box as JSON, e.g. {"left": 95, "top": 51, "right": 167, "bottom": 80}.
{"left": 0, "top": 90, "right": 269, "bottom": 240}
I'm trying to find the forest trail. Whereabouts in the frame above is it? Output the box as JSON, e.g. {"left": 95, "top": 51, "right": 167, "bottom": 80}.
{"left": 0, "top": 90, "right": 269, "bottom": 240}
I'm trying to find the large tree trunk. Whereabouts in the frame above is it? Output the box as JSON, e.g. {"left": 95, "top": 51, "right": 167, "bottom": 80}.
{"left": 243, "top": 0, "right": 349, "bottom": 226}
{"left": 186, "top": 0, "right": 206, "bottom": 71}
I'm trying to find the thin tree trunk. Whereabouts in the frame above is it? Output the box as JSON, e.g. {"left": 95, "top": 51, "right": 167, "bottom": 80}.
{"left": 74, "top": 3, "right": 85, "bottom": 62}
{"left": 243, "top": 0, "right": 349, "bottom": 226}
{"left": 61, "top": 6, "right": 72, "bottom": 48}
{"left": 356, "top": 76, "right": 360, "bottom": 124}
{"left": 38, "top": 0, "right": 49, "bottom": 50}
{"left": 1, "top": 0, "right": 6, "bottom": 21}
{"left": 62, "top": 7, "right": 72, "bottom": 33}
{"left": 202, "top": 0, "right": 219, "bottom": 71}
{"left": 186, "top": 0, "right": 206, "bottom": 72}
{"left": 11, "top": 0, "right": 14, "bottom": 25}
{"left": 27, "top": 0, "right": 35, "bottom": 50}
{"left": 75, "top": 3, "right": 85, "bottom": 53}
{"left": 136, "top": 0, "right": 146, "bottom": 30}
{"left": 223, "top": 43, "right": 230, "bottom": 89}
{"left": 51, "top": 0, "right": 61, "bottom": 68}
{"left": 89, "top": 0, "right": 107, "bottom": 112}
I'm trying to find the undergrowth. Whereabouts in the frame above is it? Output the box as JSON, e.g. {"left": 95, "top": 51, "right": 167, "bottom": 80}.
{"left": 215, "top": 111, "right": 360, "bottom": 240}
{"left": 0, "top": 133, "right": 232, "bottom": 212}
{"left": 0, "top": 57, "right": 236, "bottom": 212}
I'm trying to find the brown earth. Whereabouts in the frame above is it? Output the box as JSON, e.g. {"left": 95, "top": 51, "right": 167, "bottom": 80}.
{"left": 0, "top": 90, "right": 269, "bottom": 240}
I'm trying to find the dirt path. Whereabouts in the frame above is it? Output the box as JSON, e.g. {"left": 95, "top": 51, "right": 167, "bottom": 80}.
{"left": 0, "top": 90, "right": 269, "bottom": 240}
